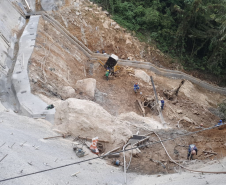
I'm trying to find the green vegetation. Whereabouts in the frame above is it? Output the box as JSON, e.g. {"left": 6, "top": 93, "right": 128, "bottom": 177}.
{"left": 91, "top": 0, "right": 226, "bottom": 84}
{"left": 218, "top": 100, "right": 226, "bottom": 120}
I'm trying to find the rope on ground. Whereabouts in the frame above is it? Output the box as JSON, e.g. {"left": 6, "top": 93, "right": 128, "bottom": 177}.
{"left": 149, "top": 130, "right": 226, "bottom": 174}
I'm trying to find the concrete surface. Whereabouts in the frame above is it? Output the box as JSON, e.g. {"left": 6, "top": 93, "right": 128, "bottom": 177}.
{"left": 12, "top": 15, "right": 55, "bottom": 122}
{"left": 0, "top": 112, "right": 129, "bottom": 185}
{"left": 0, "top": 0, "right": 25, "bottom": 73}
{"left": 131, "top": 162, "right": 226, "bottom": 185}
{"left": 0, "top": 112, "right": 226, "bottom": 185}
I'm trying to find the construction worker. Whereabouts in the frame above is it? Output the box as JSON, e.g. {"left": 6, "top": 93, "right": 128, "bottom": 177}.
{"left": 216, "top": 120, "right": 223, "bottom": 126}
{"left": 161, "top": 99, "right": 164, "bottom": 110}
{"left": 187, "top": 144, "right": 198, "bottom": 160}
{"left": 134, "top": 83, "right": 140, "bottom": 93}
{"left": 102, "top": 50, "right": 107, "bottom": 55}
{"left": 105, "top": 70, "right": 110, "bottom": 81}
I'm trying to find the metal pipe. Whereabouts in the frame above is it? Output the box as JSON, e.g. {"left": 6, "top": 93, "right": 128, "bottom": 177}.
{"left": 123, "top": 143, "right": 130, "bottom": 184}
{"left": 150, "top": 76, "right": 166, "bottom": 126}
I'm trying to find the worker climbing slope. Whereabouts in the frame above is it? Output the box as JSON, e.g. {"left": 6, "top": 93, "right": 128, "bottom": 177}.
{"left": 105, "top": 70, "right": 110, "bottom": 81}
{"left": 187, "top": 144, "right": 198, "bottom": 160}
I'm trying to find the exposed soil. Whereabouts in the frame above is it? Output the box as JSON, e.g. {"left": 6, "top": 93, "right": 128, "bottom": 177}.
{"left": 29, "top": 17, "right": 88, "bottom": 99}
{"left": 116, "top": 125, "right": 226, "bottom": 175}
{"left": 50, "top": 0, "right": 225, "bottom": 86}
{"left": 28, "top": 0, "right": 226, "bottom": 176}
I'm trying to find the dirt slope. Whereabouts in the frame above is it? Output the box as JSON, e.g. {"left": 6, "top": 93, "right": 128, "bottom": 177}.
{"left": 27, "top": 0, "right": 226, "bottom": 176}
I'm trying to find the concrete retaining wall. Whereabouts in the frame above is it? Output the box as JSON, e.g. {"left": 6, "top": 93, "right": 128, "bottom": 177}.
{"left": 12, "top": 15, "right": 55, "bottom": 122}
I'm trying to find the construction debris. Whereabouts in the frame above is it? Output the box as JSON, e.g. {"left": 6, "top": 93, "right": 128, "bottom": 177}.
{"left": 43, "top": 133, "right": 71, "bottom": 140}
{"left": 77, "top": 136, "right": 109, "bottom": 143}
{"left": 163, "top": 80, "right": 185, "bottom": 102}
{"left": 74, "top": 148, "right": 85, "bottom": 158}
{"left": 204, "top": 154, "right": 215, "bottom": 159}
{"left": 113, "top": 159, "right": 120, "bottom": 166}
{"left": 71, "top": 171, "right": 80, "bottom": 177}
{"left": 203, "top": 151, "right": 217, "bottom": 155}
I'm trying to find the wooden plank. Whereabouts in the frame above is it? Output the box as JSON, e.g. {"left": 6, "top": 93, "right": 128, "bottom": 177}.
{"left": 137, "top": 99, "right": 145, "bottom": 117}
{"left": 203, "top": 151, "right": 217, "bottom": 155}
{"left": 78, "top": 136, "right": 109, "bottom": 143}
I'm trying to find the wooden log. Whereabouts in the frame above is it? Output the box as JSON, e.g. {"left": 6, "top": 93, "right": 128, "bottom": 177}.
{"left": 102, "top": 147, "right": 120, "bottom": 156}
{"left": 204, "top": 154, "right": 215, "bottom": 158}
{"left": 133, "top": 136, "right": 150, "bottom": 146}
{"left": 71, "top": 171, "right": 80, "bottom": 177}
{"left": 78, "top": 136, "right": 109, "bottom": 143}
{"left": 203, "top": 151, "right": 217, "bottom": 155}
{"left": 43, "top": 135, "right": 63, "bottom": 139}
{"left": 43, "top": 134, "right": 71, "bottom": 140}
{"left": 136, "top": 99, "right": 145, "bottom": 117}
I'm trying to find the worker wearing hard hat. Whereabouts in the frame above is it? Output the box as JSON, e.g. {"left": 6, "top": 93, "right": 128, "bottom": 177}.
{"left": 216, "top": 120, "right": 223, "bottom": 126}
{"left": 105, "top": 70, "right": 110, "bottom": 81}
{"left": 187, "top": 144, "right": 198, "bottom": 160}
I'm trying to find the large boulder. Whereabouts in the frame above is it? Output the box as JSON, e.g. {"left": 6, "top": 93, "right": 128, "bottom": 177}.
{"left": 179, "top": 80, "right": 213, "bottom": 107}
{"left": 134, "top": 70, "right": 150, "bottom": 83}
{"left": 60, "top": 86, "right": 75, "bottom": 99}
{"left": 55, "top": 98, "right": 133, "bottom": 151}
{"left": 75, "top": 78, "right": 96, "bottom": 98}
{"left": 118, "top": 112, "right": 164, "bottom": 129}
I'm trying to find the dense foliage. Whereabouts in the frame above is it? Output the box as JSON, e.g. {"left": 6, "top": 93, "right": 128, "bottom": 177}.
{"left": 91, "top": 0, "right": 226, "bottom": 83}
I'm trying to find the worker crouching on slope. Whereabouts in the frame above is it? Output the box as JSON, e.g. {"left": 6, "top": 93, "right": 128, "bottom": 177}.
{"left": 187, "top": 144, "right": 198, "bottom": 160}
{"left": 216, "top": 119, "right": 223, "bottom": 126}
{"left": 134, "top": 83, "right": 140, "bottom": 93}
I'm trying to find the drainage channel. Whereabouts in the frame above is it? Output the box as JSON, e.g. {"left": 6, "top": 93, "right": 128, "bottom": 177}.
{"left": 0, "top": 23, "right": 27, "bottom": 115}
{"left": 0, "top": 14, "right": 55, "bottom": 123}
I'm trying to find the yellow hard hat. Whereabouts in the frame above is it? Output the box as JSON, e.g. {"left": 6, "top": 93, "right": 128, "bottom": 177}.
{"left": 107, "top": 70, "right": 109, "bottom": 71}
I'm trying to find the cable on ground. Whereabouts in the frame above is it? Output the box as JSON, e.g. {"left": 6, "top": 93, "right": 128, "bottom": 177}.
{"left": 0, "top": 124, "right": 226, "bottom": 182}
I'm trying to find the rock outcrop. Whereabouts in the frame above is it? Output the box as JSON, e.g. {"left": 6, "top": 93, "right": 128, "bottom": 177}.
{"left": 134, "top": 70, "right": 150, "bottom": 83}
{"left": 75, "top": 78, "right": 96, "bottom": 98}
{"left": 55, "top": 98, "right": 133, "bottom": 151}
{"left": 60, "top": 86, "right": 76, "bottom": 99}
